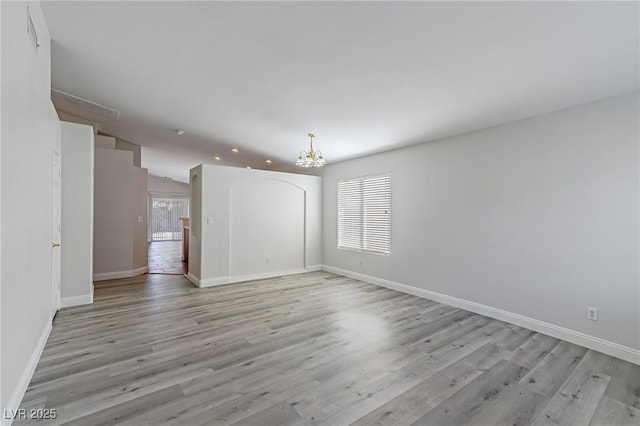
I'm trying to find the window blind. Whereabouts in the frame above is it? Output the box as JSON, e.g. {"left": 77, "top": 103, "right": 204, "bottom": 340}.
{"left": 338, "top": 173, "right": 391, "bottom": 254}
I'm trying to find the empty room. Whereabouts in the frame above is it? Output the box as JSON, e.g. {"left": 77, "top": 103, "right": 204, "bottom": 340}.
{"left": 1, "top": 1, "right": 638, "bottom": 425}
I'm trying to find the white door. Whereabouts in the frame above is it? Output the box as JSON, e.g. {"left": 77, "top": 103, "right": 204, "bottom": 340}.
{"left": 51, "top": 148, "right": 61, "bottom": 315}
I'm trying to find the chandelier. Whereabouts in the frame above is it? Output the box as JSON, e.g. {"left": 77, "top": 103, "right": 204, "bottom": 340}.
{"left": 295, "top": 133, "right": 326, "bottom": 168}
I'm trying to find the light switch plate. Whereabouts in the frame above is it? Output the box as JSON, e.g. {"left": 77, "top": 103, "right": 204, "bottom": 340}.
{"left": 137, "top": 216, "right": 143, "bottom": 223}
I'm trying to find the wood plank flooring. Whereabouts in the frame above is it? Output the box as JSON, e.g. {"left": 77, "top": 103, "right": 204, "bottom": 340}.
{"left": 148, "top": 241, "right": 186, "bottom": 274}
{"left": 16, "top": 272, "right": 640, "bottom": 425}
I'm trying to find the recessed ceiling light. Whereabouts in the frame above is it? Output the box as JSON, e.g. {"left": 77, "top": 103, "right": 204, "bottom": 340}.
{"left": 246, "top": 166, "right": 251, "bottom": 169}
{"left": 214, "top": 156, "right": 221, "bottom": 161}
{"left": 176, "top": 129, "right": 185, "bottom": 136}
{"left": 231, "top": 148, "right": 239, "bottom": 153}
{"left": 265, "top": 159, "right": 272, "bottom": 164}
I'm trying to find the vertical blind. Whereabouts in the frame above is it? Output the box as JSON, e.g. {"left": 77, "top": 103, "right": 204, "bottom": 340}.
{"left": 150, "top": 195, "right": 189, "bottom": 241}
{"left": 338, "top": 173, "right": 391, "bottom": 254}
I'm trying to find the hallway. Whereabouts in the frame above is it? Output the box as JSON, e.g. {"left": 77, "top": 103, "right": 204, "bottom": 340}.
{"left": 148, "top": 241, "right": 186, "bottom": 274}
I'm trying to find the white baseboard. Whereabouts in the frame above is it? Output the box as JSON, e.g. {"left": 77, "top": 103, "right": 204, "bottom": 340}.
{"left": 322, "top": 265, "right": 640, "bottom": 365}
{"left": 93, "top": 266, "right": 148, "bottom": 281}
{"left": 305, "top": 264, "right": 323, "bottom": 272}
{"left": 186, "top": 272, "right": 204, "bottom": 287}
{"left": 60, "top": 294, "right": 93, "bottom": 308}
{"left": 187, "top": 265, "right": 323, "bottom": 289}
{"left": 186, "top": 272, "right": 229, "bottom": 288}
{"left": 3, "top": 319, "right": 52, "bottom": 426}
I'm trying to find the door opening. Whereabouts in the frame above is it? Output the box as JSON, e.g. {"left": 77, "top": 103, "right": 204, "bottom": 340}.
{"left": 148, "top": 193, "right": 189, "bottom": 274}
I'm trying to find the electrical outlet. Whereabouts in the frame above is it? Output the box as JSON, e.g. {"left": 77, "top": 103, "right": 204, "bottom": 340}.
{"left": 587, "top": 306, "right": 598, "bottom": 321}
{"left": 359, "top": 259, "right": 363, "bottom": 267}
{"left": 265, "top": 256, "right": 270, "bottom": 264}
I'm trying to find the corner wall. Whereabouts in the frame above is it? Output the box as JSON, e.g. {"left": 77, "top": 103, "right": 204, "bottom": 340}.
{"left": 94, "top": 148, "right": 135, "bottom": 277}
{"left": 1, "top": 2, "right": 60, "bottom": 420}
{"left": 189, "top": 165, "right": 322, "bottom": 286}
{"left": 93, "top": 148, "right": 148, "bottom": 280}
{"left": 115, "top": 138, "right": 141, "bottom": 167}
{"left": 132, "top": 167, "right": 148, "bottom": 271}
{"left": 60, "top": 122, "right": 94, "bottom": 307}
{"left": 322, "top": 93, "right": 640, "bottom": 362}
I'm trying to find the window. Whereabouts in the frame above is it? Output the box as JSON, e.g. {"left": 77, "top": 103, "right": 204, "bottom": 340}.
{"left": 338, "top": 173, "right": 391, "bottom": 254}
{"left": 149, "top": 194, "right": 189, "bottom": 241}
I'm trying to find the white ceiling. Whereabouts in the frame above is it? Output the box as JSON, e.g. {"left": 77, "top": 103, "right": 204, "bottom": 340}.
{"left": 41, "top": 1, "right": 639, "bottom": 183}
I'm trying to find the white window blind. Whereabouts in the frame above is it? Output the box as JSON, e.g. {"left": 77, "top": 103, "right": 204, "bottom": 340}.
{"left": 338, "top": 173, "right": 391, "bottom": 254}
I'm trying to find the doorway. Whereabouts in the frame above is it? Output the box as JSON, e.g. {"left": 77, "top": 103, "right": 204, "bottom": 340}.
{"left": 148, "top": 193, "right": 189, "bottom": 274}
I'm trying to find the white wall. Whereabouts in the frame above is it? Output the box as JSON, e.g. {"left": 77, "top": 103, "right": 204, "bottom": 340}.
{"left": 93, "top": 148, "right": 148, "bottom": 280}
{"left": 115, "top": 138, "right": 141, "bottom": 167}
{"left": 1, "top": 0, "right": 3, "bottom": 414}
{"left": 148, "top": 175, "right": 189, "bottom": 194}
{"left": 94, "top": 148, "right": 135, "bottom": 276}
{"left": 132, "top": 167, "right": 148, "bottom": 270}
{"left": 189, "top": 165, "right": 321, "bottom": 286}
{"left": 60, "top": 122, "right": 94, "bottom": 307}
{"left": 56, "top": 109, "right": 97, "bottom": 133}
{"left": 189, "top": 166, "right": 202, "bottom": 280}
{"left": 95, "top": 134, "right": 115, "bottom": 149}
{"left": 322, "top": 93, "right": 640, "bottom": 361}
{"left": 1, "top": 1, "right": 60, "bottom": 420}
{"left": 229, "top": 179, "right": 305, "bottom": 276}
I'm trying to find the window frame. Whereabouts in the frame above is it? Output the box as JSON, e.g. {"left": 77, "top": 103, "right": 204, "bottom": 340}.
{"left": 337, "top": 173, "right": 391, "bottom": 255}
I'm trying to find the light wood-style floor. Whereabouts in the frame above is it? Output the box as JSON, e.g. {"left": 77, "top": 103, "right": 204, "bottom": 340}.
{"left": 148, "top": 241, "right": 186, "bottom": 275}
{"left": 17, "top": 272, "right": 640, "bottom": 425}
